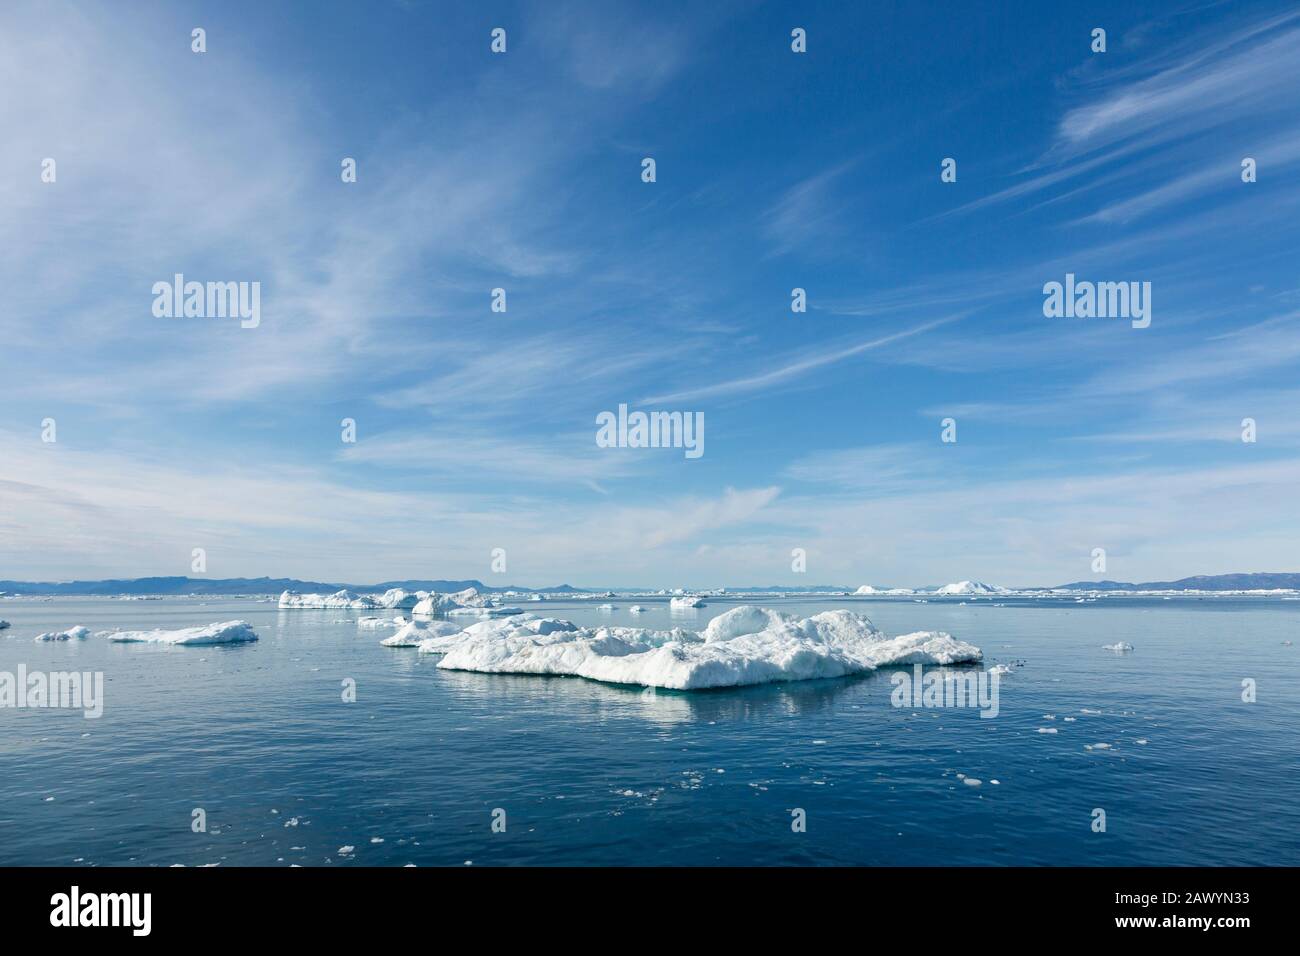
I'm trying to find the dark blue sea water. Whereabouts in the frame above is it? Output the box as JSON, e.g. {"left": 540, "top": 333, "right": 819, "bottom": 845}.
{"left": 1, "top": 595, "right": 1296, "bottom": 866}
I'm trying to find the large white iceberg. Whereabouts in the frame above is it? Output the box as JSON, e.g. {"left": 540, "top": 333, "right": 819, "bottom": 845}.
{"left": 106, "top": 620, "right": 259, "bottom": 645}
{"left": 933, "top": 581, "right": 1007, "bottom": 596}
{"left": 278, "top": 588, "right": 419, "bottom": 610}
{"left": 412, "top": 592, "right": 465, "bottom": 615}
{"left": 427, "top": 605, "right": 981, "bottom": 690}
{"left": 448, "top": 587, "right": 492, "bottom": 607}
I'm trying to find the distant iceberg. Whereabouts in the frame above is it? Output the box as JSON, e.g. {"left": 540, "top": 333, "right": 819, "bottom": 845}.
{"left": 933, "top": 581, "right": 1007, "bottom": 596}
{"left": 106, "top": 620, "right": 258, "bottom": 645}
{"left": 34, "top": 625, "right": 91, "bottom": 642}
{"left": 410, "top": 587, "right": 522, "bottom": 617}
{"left": 427, "top": 605, "right": 981, "bottom": 691}
{"left": 357, "top": 616, "right": 406, "bottom": 629}
{"left": 278, "top": 588, "right": 418, "bottom": 610}
{"left": 854, "top": 585, "right": 914, "bottom": 596}
{"left": 446, "top": 605, "right": 524, "bottom": 618}
{"left": 670, "top": 595, "right": 706, "bottom": 609}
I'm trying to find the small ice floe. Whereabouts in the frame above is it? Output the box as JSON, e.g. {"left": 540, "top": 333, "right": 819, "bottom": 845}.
{"left": 963, "top": 778, "right": 983, "bottom": 787}
{"left": 34, "top": 625, "right": 91, "bottom": 642}
{"left": 1102, "top": 642, "right": 1134, "bottom": 652}
{"left": 670, "top": 595, "right": 706, "bottom": 609}
{"left": 337, "top": 845, "right": 355, "bottom": 857}
{"left": 1063, "top": 716, "right": 1076, "bottom": 722}
{"left": 599, "top": 604, "right": 616, "bottom": 610}
{"left": 1134, "top": 738, "right": 1148, "bottom": 745}
{"left": 369, "top": 837, "right": 384, "bottom": 844}
{"left": 1037, "top": 727, "right": 1058, "bottom": 734}
{"left": 1080, "top": 708, "right": 1102, "bottom": 715}
{"left": 628, "top": 606, "right": 647, "bottom": 613}
{"left": 1283, "top": 641, "right": 1293, "bottom": 646}
{"left": 1084, "top": 742, "right": 1113, "bottom": 751}
{"left": 989, "top": 779, "right": 1000, "bottom": 785}
{"left": 988, "top": 664, "right": 1012, "bottom": 676}
{"left": 106, "top": 620, "right": 258, "bottom": 645}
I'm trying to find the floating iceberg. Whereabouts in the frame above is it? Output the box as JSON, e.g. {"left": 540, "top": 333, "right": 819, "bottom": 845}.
{"left": 278, "top": 589, "right": 418, "bottom": 610}
{"left": 934, "top": 581, "right": 1007, "bottom": 596}
{"left": 670, "top": 595, "right": 706, "bottom": 609}
{"left": 379, "top": 619, "right": 464, "bottom": 648}
{"left": 1101, "top": 642, "right": 1134, "bottom": 652}
{"left": 411, "top": 592, "right": 462, "bottom": 615}
{"left": 430, "top": 605, "right": 981, "bottom": 691}
{"left": 628, "top": 605, "right": 647, "bottom": 614}
{"left": 448, "top": 587, "right": 494, "bottom": 608}
{"left": 106, "top": 620, "right": 259, "bottom": 645}
{"left": 34, "top": 625, "right": 90, "bottom": 642}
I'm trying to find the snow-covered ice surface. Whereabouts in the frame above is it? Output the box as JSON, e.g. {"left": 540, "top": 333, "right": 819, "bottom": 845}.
{"left": 379, "top": 620, "right": 464, "bottom": 648}
{"left": 34, "top": 625, "right": 90, "bottom": 642}
{"left": 430, "top": 605, "right": 982, "bottom": 690}
{"left": 105, "top": 620, "right": 259, "bottom": 645}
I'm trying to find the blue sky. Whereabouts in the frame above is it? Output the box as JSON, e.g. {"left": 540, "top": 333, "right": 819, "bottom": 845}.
{"left": 3, "top": 0, "right": 1300, "bottom": 588}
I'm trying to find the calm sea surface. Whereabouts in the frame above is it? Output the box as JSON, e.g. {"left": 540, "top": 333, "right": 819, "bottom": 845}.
{"left": 1, "top": 595, "right": 1296, "bottom": 866}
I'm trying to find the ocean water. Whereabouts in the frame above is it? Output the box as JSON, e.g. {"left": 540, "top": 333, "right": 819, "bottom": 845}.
{"left": 1, "top": 595, "right": 1297, "bottom": 866}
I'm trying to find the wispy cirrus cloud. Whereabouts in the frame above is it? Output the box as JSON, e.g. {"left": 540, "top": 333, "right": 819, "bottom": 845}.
{"left": 642, "top": 315, "right": 962, "bottom": 405}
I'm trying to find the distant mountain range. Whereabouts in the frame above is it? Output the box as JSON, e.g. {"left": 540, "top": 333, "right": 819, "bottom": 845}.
{"left": 1050, "top": 573, "right": 1300, "bottom": 591}
{"left": 2, "top": 571, "right": 1299, "bottom": 596}
{"left": 0, "top": 576, "right": 585, "bottom": 596}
